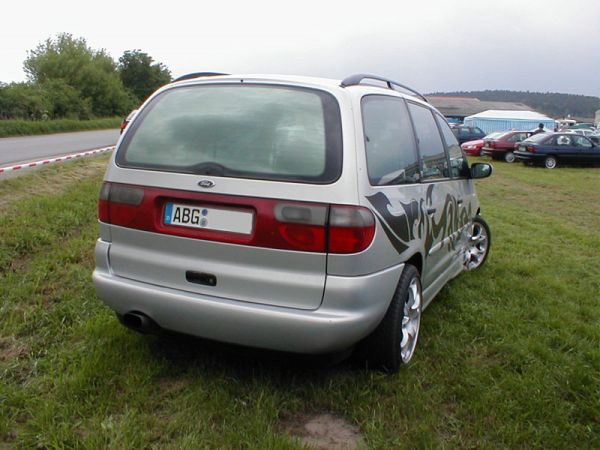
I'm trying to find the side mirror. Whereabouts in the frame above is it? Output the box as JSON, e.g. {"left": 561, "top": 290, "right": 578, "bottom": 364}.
{"left": 471, "top": 163, "right": 493, "bottom": 179}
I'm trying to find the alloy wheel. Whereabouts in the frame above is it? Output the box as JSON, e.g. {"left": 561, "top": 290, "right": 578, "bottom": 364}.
{"left": 465, "top": 220, "right": 489, "bottom": 270}
{"left": 400, "top": 277, "right": 422, "bottom": 363}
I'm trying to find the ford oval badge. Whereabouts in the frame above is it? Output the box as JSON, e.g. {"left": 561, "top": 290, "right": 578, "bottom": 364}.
{"left": 198, "top": 180, "right": 215, "bottom": 188}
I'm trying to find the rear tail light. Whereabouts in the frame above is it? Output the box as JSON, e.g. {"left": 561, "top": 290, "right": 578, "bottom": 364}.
{"left": 98, "top": 182, "right": 376, "bottom": 254}
{"left": 98, "top": 182, "right": 145, "bottom": 227}
{"left": 527, "top": 146, "right": 536, "bottom": 153}
{"left": 489, "top": 141, "right": 495, "bottom": 148}
{"left": 329, "top": 206, "right": 376, "bottom": 253}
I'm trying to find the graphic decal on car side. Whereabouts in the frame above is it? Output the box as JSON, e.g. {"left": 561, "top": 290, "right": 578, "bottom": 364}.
{"left": 366, "top": 191, "right": 424, "bottom": 254}
{"left": 367, "top": 185, "right": 472, "bottom": 258}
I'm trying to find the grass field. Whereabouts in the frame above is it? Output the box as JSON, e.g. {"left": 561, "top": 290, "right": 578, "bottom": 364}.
{"left": 1, "top": 156, "right": 599, "bottom": 448}
{"left": 0, "top": 118, "right": 121, "bottom": 138}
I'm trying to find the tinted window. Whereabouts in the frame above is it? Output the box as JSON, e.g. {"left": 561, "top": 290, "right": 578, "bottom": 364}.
{"left": 362, "top": 96, "right": 420, "bottom": 185}
{"left": 407, "top": 103, "right": 449, "bottom": 180}
{"left": 525, "top": 133, "right": 551, "bottom": 144}
{"left": 573, "top": 136, "right": 592, "bottom": 148}
{"left": 556, "top": 135, "right": 573, "bottom": 146}
{"left": 435, "top": 113, "right": 469, "bottom": 178}
{"left": 117, "top": 85, "right": 342, "bottom": 183}
{"left": 473, "top": 127, "right": 484, "bottom": 134}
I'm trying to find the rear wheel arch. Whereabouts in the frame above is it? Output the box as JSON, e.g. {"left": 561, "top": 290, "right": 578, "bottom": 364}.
{"left": 405, "top": 252, "right": 423, "bottom": 275}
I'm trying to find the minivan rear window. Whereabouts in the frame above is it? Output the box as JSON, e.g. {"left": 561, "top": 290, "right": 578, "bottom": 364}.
{"left": 116, "top": 84, "right": 343, "bottom": 183}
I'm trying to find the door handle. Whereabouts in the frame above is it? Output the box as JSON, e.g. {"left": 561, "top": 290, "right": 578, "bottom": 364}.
{"left": 427, "top": 207, "right": 437, "bottom": 215}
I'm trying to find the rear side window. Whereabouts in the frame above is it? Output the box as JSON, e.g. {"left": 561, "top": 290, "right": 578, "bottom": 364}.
{"left": 573, "top": 136, "right": 593, "bottom": 148}
{"left": 117, "top": 84, "right": 342, "bottom": 183}
{"left": 407, "top": 103, "right": 449, "bottom": 180}
{"left": 361, "top": 96, "right": 420, "bottom": 185}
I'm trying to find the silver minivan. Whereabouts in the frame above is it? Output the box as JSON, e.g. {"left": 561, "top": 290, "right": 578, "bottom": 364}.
{"left": 93, "top": 73, "right": 492, "bottom": 371}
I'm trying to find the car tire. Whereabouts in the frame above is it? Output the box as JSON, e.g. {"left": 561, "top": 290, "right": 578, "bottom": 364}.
{"left": 504, "top": 151, "right": 516, "bottom": 163}
{"left": 464, "top": 216, "right": 491, "bottom": 270}
{"left": 544, "top": 156, "right": 557, "bottom": 169}
{"left": 358, "top": 264, "right": 422, "bottom": 372}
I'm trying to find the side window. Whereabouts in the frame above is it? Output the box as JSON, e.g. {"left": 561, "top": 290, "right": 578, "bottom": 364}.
{"left": 407, "top": 103, "right": 449, "bottom": 180}
{"left": 557, "top": 135, "right": 572, "bottom": 146}
{"left": 435, "top": 113, "right": 469, "bottom": 178}
{"left": 573, "top": 136, "right": 592, "bottom": 148}
{"left": 474, "top": 127, "right": 484, "bottom": 134}
{"left": 361, "top": 96, "right": 420, "bottom": 185}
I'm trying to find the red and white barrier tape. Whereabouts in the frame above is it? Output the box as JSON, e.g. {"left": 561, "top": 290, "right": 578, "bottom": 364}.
{"left": 0, "top": 146, "right": 115, "bottom": 174}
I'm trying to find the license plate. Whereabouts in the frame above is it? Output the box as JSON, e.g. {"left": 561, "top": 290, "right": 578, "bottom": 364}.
{"left": 164, "top": 203, "right": 253, "bottom": 234}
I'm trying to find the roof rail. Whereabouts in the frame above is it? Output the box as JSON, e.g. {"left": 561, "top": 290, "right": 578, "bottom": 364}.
{"left": 172, "top": 72, "right": 229, "bottom": 83}
{"left": 340, "top": 74, "right": 428, "bottom": 103}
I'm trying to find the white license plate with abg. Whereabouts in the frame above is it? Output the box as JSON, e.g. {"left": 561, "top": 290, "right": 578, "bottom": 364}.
{"left": 164, "top": 203, "right": 253, "bottom": 234}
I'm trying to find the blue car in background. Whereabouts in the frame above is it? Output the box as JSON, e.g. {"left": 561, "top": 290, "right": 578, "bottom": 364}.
{"left": 514, "top": 133, "right": 600, "bottom": 169}
{"left": 452, "top": 125, "right": 486, "bottom": 144}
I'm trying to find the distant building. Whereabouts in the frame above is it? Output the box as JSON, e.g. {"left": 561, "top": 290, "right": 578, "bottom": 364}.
{"left": 463, "top": 110, "right": 555, "bottom": 133}
{"left": 426, "top": 96, "right": 533, "bottom": 123}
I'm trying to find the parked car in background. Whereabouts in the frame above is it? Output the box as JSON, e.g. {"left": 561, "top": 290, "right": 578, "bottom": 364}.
{"left": 481, "top": 130, "right": 532, "bottom": 162}
{"left": 461, "top": 132, "right": 504, "bottom": 156}
{"left": 568, "top": 123, "right": 595, "bottom": 130}
{"left": 565, "top": 129, "right": 596, "bottom": 138}
{"left": 514, "top": 133, "right": 600, "bottom": 169}
{"left": 452, "top": 125, "right": 486, "bottom": 144}
{"left": 119, "top": 109, "right": 138, "bottom": 134}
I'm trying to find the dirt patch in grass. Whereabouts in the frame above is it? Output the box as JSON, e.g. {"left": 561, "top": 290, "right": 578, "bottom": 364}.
{"left": 0, "top": 156, "right": 109, "bottom": 213}
{"left": 280, "top": 413, "right": 365, "bottom": 450}
{"left": 0, "top": 337, "right": 29, "bottom": 362}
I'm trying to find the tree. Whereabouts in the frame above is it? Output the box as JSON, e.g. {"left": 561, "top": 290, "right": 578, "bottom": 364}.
{"left": 118, "top": 50, "right": 172, "bottom": 102}
{"left": 23, "top": 33, "right": 136, "bottom": 117}
{"left": 42, "top": 79, "right": 91, "bottom": 119}
{"left": 0, "top": 82, "right": 50, "bottom": 119}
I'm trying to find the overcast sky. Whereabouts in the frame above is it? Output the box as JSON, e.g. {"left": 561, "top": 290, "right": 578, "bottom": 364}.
{"left": 2, "top": 0, "right": 599, "bottom": 97}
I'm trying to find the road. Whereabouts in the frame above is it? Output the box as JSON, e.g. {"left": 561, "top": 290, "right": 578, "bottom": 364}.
{"left": 0, "top": 129, "right": 120, "bottom": 166}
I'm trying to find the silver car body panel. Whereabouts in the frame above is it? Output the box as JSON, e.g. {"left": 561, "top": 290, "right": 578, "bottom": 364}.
{"left": 108, "top": 226, "right": 328, "bottom": 310}
{"left": 94, "top": 238, "right": 403, "bottom": 353}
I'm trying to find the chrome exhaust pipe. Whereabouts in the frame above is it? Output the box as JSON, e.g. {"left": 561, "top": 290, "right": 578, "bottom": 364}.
{"left": 120, "top": 312, "right": 160, "bottom": 334}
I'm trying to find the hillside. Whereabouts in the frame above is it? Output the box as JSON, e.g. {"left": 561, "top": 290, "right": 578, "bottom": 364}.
{"left": 428, "top": 90, "right": 600, "bottom": 120}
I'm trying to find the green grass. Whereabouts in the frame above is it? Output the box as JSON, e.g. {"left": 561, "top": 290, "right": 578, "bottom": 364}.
{"left": 0, "top": 118, "right": 120, "bottom": 138}
{"left": 1, "top": 157, "right": 599, "bottom": 448}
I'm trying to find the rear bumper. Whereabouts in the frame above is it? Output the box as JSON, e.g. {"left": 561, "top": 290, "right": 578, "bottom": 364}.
{"left": 514, "top": 151, "right": 541, "bottom": 163}
{"left": 93, "top": 240, "right": 403, "bottom": 354}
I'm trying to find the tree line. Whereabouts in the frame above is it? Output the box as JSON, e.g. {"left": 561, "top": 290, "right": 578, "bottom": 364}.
{"left": 0, "top": 34, "right": 171, "bottom": 120}
{"left": 429, "top": 89, "right": 600, "bottom": 119}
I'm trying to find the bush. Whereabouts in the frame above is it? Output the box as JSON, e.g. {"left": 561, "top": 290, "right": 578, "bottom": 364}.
{"left": 0, "top": 117, "right": 121, "bottom": 137}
